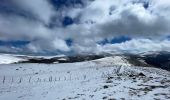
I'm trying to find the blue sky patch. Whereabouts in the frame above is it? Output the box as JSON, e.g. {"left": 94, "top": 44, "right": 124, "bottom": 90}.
{"left": 98, "top": 36, "right": 131, "bottom": 45}
{"left": 62, "top": 16, "right": 74, "bottom": 27}
{"left": 143, "top": 2, "right": 149, "bottom": 9}
{"left": 0, "top": 40, "right": 30, "bottom": 47}
{"left": 50, "top": 0, "right": 83, "bottom": 10}
{"left": 65, "top": 39, "right": 73, "bottom": 46}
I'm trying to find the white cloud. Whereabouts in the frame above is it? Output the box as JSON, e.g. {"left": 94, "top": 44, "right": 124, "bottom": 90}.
{"left": 13, "top": 0, "right": 55, "bottom": 24}
{"left": 98, "top": 39, "right": 170, "bottom": 54}
{"left": 0, "top": 0, "right": 170, "bottom": 54}
{"left": 79, "top": 0, "right": 170, "bottom": 37}
{"left": 52, "top": 39, "right": 70, "bottom": 52}
{"left": 0, "top": 15, "right": 50, "bottom": 41}
{"left": 0, "top": 14, "right": 70, "bottom": 54}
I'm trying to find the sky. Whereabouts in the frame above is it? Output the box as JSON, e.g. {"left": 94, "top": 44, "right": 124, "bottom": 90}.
{"left": 0, "top": 0, "right": 170, "bottom": 55}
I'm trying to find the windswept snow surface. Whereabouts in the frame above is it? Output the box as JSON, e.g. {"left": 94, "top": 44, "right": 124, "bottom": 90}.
{"left": 0, "top": 56, "right": 169, "bottom": 100}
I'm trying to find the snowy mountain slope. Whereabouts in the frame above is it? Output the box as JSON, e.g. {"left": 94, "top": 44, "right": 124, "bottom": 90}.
{"left": 92, "top": 56, "right": 131, "bottom": 66}
{"left": 0, "top": 52, "right": 169, "bottom": 72}
{"left": 0, "top": 53, "right": 67, "bottom": 64}
{"left": 125, "top": 52, "right": 170, "bottom": 71}
{"left": 0, "top": 54, "right": 26, "bottom": 64}
{"left": 0, "top": 53, "right": 105, "bottom": 64}
{"left": 0, "top": 57, "right": 169, "bottom": 100}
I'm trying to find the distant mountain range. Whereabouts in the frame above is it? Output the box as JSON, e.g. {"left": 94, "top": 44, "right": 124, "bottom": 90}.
{"left": 0, "top": 51, "right": 170, "bottom": 71}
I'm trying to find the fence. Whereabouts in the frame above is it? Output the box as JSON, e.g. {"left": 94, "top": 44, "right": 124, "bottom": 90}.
{"left": 0, "top": 65, "right": 126, "bottom": 86}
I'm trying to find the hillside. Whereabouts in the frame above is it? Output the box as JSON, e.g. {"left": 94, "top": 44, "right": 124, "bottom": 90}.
{"left": 0, "top": 56, "right": 169, "bottom": 100}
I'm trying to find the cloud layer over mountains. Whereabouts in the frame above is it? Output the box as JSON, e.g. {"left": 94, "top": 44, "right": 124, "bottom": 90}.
{"left": 0, "top": 0, "right": 170, "bottom": 55}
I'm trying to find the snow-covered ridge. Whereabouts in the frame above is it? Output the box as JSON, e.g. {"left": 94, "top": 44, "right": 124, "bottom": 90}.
{"left": 0, "top": 54, "right": 66, "bottom": 64}
{"left": 92, "top": 56, "right": 131, "bottom": 66}
{"left": 0, "top": 54, "right": 130, "bottom": 65}
{"left": 0, "top": 54, "right": 26, "bottom": 64}
{"left": 0, "top": 53, "right": 169, "bottom": 72}
{"left": 0, "top": 53, "right": 105, "bottom": 64}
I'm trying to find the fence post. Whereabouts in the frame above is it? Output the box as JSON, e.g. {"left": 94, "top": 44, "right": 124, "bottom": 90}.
{"left": 83, "top": 75, "right": 86, "bottom": 80}
{"left": 49, "top": 76, "right": 52, "bottom": 82}
{"left": 3, "top": 76, "right": 5, "bottom": 84}
{"left": 69, "top": 74, "right": 72, "bottom": 81}
{"left": 64, "top": 76, "right": 66, "bottom": 81}
{"left": 11, "top": 77, "right": 14, "bottom": 84}
{"left": 101, "top": 72, "right": 106, "bottom": 78}
{"left": 54, "top": 77, "right": 57, "bottom": 81}
{"left": 18, "top": 77, "right": 22, "bottom": 84}
{"left": 29, "top": 77, "right": 32, "bottom": 83}
{"left": 37, "top": 78, "right": 41, "bottom": 83}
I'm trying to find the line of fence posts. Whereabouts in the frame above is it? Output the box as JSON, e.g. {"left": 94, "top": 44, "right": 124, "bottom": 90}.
{"left": 1, "top": 74, "right": 88, "bottom": 85}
